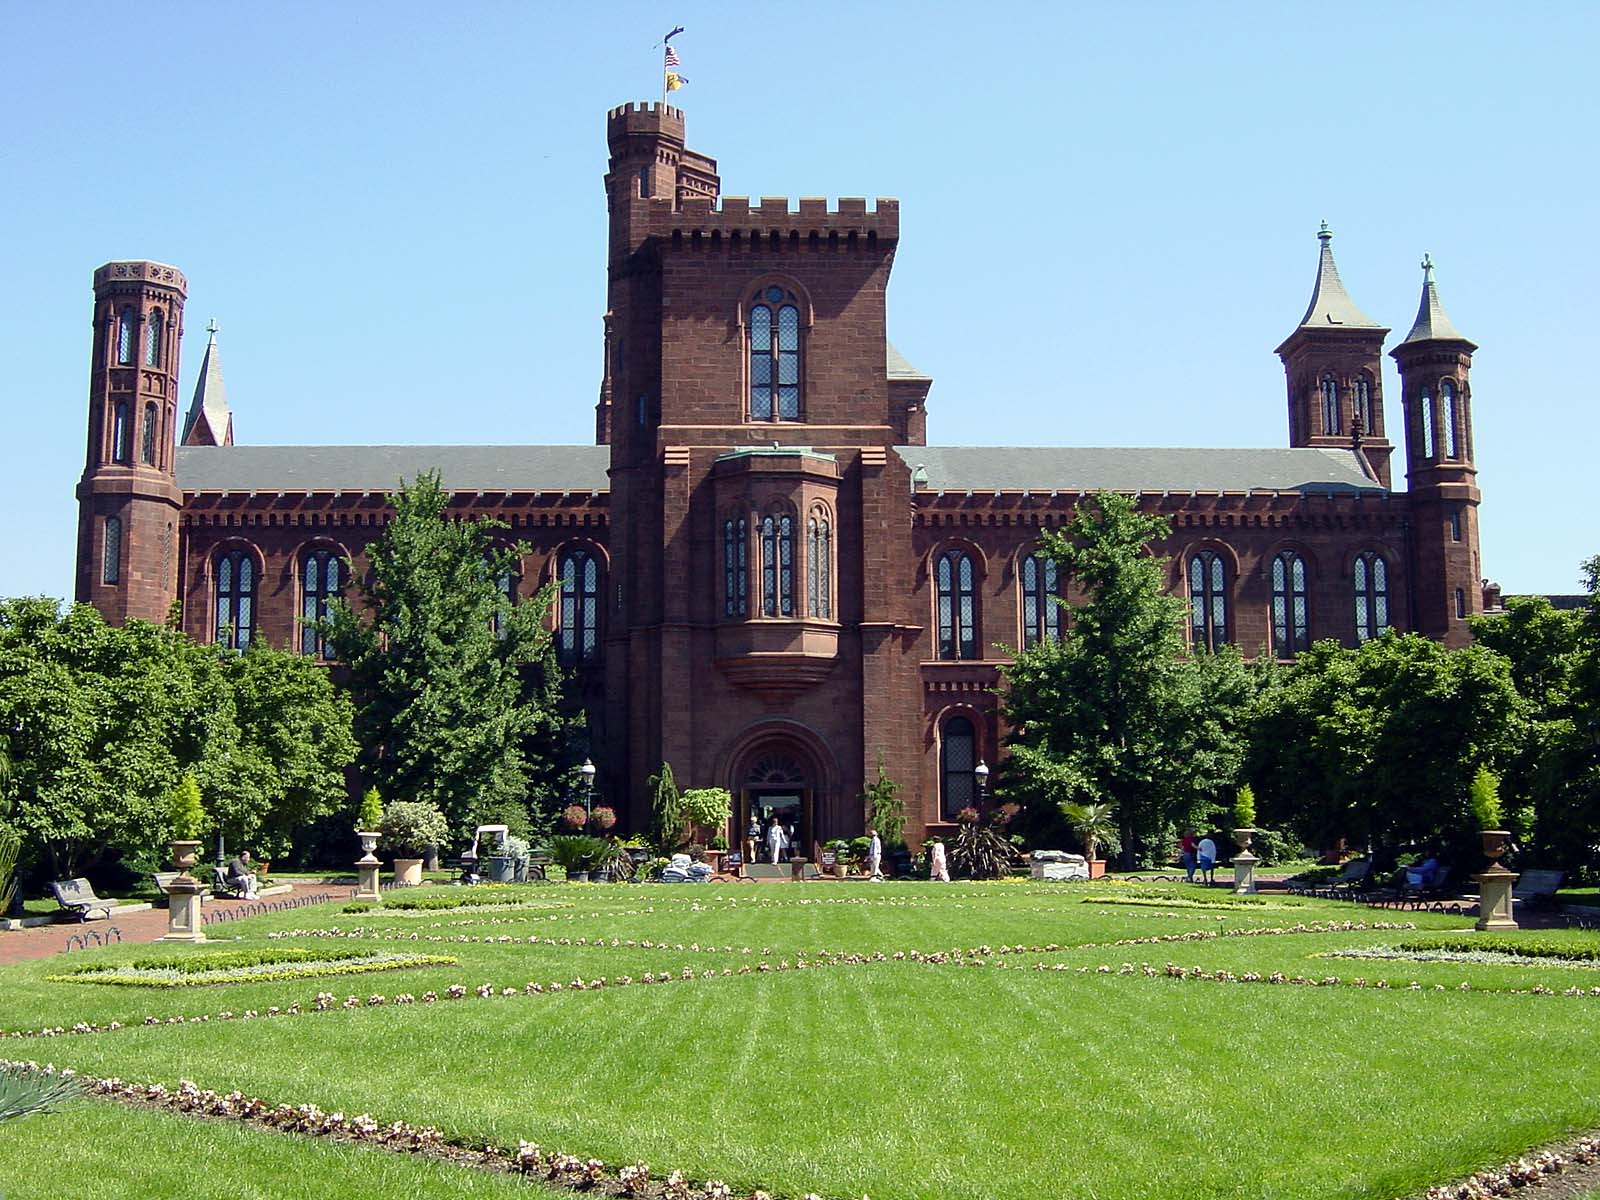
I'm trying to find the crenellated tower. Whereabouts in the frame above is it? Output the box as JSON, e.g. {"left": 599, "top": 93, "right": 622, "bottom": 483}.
{"left": 1391, "top": 256, "right": 1480, "bottom": 646}
{"left": 75, "top": 260, "right": 187, "bottom": 625}
{"left": 1275, "top": 224, "right": 1394, "bottom": 486}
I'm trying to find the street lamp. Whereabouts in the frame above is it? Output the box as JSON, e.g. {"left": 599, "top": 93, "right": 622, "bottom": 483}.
{"left": 974, "top": 759, "right": 989, "bottom": 804}
{"left": 580, "top": 758, "right": 596, "bottom": 817}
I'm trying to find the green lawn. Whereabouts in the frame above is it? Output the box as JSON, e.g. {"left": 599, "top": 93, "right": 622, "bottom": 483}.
{"left": 5, "top": 880, "right": 1598, "bottom": 1199}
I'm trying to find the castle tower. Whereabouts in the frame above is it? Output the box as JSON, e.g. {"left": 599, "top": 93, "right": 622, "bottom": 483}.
{"left": 181, "top": 320, "right": 234, "bottom": 446}
{"left": 74, "top": 261, "right": 187, "bottom": 624}
{"left": 1275, "top": 224, "right": 1394, "bottom": 486}
{"left": 1391, "top": 256, "right": 1480, "bottom": 647}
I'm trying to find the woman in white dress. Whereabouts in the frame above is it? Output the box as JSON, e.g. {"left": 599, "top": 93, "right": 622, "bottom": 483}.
{"left": 766, "top": 817, "right": 789, "bottom": 864}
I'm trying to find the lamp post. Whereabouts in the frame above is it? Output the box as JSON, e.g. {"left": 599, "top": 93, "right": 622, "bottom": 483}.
{"left": 974, "top": 759, "right": 989, "bottom": 805}
{"left": 580, "top": 758, "right": 596, "bottom": 818}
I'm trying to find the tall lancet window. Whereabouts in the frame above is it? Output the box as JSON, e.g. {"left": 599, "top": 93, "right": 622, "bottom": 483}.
{"left": 1441, "top": 381, "right": 1458, "bottom": 459}
{"left": 936, "top": 550, "right": 977, "bottom": 660}
{"left": 1020, "top": 553, "right": 1062, "bottom": 648}
{"left": 807, "top": 508, "right": 831, "bottom": 619}
{"left": 1354, "top": 552, "right": 1391, "bottom": 642}
{"left": 215, "top": 549, "right": 255, "bottom": 651}
{"left": 1271, "top": 552, "right": 1310, "bottom": 658}
{"left": 1420, "top": 391, "right": 1435, "bottom": 459}
{"left": 761, "top": 512, "right": 795, "bottom": 616}
{"left": 1352, "top": 375, "right": 1373, "bottom": 434}
{"left": 300, "top": 549, "right": 342, "bottom": 658}
{"left": 141, "top": 403, "right": 158, "bottom": 466}
{"left": 116, "top": 308, "right": 135, "bottom": 365}
{"left": 558, "top": 549, "right": 601, "bottom": 665}
{"left": 145, "top": 309, "right": 163, "bottom": 367}
{"left": 1189, "top": 551, "right": 1229, "bottom": 651}
{"left": 102, "top": 516, "right": 122, "bottom": 584}
{"left": 1321, "top": 375, "right": 1340, "bottom": 435}
{"left": 723, "top": 517, "right": 748, "bottom": 617}
{"left": 748, "top": 286, "right": 802, "bottom": 421}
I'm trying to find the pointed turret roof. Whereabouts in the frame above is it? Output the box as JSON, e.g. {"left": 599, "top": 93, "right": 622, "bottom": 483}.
{"left": 181, "top": 320, "right": 234, "bottom": 447}
{"left": 1400, "top": 254, "right": 1473, "bottom": 346}
{"left": 1287, "top": 222, "right": 1385, "bottom": 336}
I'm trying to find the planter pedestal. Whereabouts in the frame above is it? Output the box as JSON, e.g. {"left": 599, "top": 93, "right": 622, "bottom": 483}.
{"left": 392, "top": 858, "right": 423, "bottom": 887}
{"left": 158, "top": 875, "right": 207, "bottom": 944}
{"left": 1231, "top": 851, "right": 1258, "bottom": 895}
{"left": 1474, "top": 866, "right": 1518, "bottom": 931}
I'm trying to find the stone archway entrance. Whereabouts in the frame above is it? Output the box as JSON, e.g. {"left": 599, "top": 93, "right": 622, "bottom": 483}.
{"left": 738, "top": 749, "right": 814, "bottom": 865}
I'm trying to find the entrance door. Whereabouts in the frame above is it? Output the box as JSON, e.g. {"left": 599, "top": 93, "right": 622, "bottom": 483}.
{"left": 744, "top": 789, "right": 809, "bottom": 863}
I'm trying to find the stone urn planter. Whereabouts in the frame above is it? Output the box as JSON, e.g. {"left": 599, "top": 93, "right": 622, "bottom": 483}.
{"left": 1480, "top": 829, "right": 1511, "bottom": 870}
{"left": 356, "top": 832, "right": 380, "bottom": 865}
{"left": 1474, "top": 830, "right": 1518, "bottom": 932}
{"left": 168, "top": 840, "right": 202, "bottom": 878}
{"left": 392, "top": 857, "right": 423, "bottom": 887}
{"left": 1231, "top": 829, "right": 1259, "bottom": 896}
{"left": 1232, "top": 828, "right": 1255, "bottom": 852}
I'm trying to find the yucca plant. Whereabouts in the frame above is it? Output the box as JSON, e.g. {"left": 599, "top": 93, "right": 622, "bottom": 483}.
{"left": 1059, "top": 801, "right": 1119, "bottom": 863}
{"left": 950, "top": 814, "right": 1017, "bottom": 880}
{"left": 0, "top": 1063, "right": 79, "bottom": 1123}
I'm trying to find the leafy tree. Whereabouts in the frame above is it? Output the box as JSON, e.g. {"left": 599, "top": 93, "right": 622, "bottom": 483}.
{"left": 1245, "top": 633, "right": 1524, "bottom": 855}
{"left": 863, "top": 756, "right": 907, "bottom": 849}
{"left": 646, "top": 762, "right": 686, "bottom": 851}
{"left": 325, "top": 472, "right": 571, "bottom": 843}
{"left": 1002, "top": 493, "right": 1253, "bottom": 865}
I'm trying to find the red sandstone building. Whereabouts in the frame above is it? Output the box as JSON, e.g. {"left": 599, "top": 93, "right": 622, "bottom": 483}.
{"left": 75, "top": 102, "right": 1490, "bottom": 848}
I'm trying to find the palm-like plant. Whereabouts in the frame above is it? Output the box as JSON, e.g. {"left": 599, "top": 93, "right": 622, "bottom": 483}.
{"left": 0, "top": 1064, "right": 79, "bottom": 1123}
{"left": 950, "top": 816, "right": 1017, "bottom": 880}
{"left": 546, "top": 834, "right": 607, "bottom": 877}
{"left": 1059, "top": 801, "right": 1119, "bottom": 863}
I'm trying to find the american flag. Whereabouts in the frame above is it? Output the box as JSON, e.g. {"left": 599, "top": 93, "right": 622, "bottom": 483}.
{"left": 664, "top": 45, "right": 680, "bottom": 67}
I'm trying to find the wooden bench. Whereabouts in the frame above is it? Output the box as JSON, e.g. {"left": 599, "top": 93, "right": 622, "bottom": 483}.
{"left": 48, "top": 878, "right": 117, "bottom": 921}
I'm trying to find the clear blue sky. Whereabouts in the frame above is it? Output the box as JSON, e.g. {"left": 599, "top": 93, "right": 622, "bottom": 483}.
{"left": 4, "top": 1, "right": 1596, "bottom": 597}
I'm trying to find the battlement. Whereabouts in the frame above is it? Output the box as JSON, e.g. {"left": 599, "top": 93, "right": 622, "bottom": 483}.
{"left": 633, "top": 195, "right": 899, "bottom": 244}
{"left": 93, "top": 260, "right": 187, "bottom": 295}
{"left": 607, "top": 101, "right": 685, "bottom": 145}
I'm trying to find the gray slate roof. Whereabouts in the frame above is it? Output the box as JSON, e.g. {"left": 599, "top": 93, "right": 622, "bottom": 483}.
{"left": 1286, "top": 224, "right": 1385, "bottom": 337}
{"left": 176, "top": 445, "right": 611, "bottom": 494}
{"left": 896, "top": 446, "right": 1385, "bottom": 494}
{"left": 886, "top": 341, "right": 931, "bottom": 381}
{"left": 1400, "top": 259, "right": 1472, "bottom": 346}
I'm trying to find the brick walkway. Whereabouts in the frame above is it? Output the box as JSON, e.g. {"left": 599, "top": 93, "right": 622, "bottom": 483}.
{"left": 0, "top": 888, "right": 344, "bottom": 966}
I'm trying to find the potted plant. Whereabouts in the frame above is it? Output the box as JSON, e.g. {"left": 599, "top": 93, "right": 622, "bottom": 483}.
{"left": 1470, "top": 765, "right": 1508, "bottom": 866}
{"left": 478, "top": 830, "right": 516, "bottom": 883}
{"left": 167, "top": 773, "right": 206, "bottom": 877}
{"left": 588, "top": 805, "right": 618, "bottom": 834}
{"left": 379, "top": 800, "right": 448, "bottom": 886}
{"left": 1232, "top": 784, "right": 1257, "bottom": 852}
{"left": 825, "top": 839, "right": 853, "bottom": 879}
{"left": 561, "top": 804, "right": 589, "bottom": 831}
{"left": 548, "top": 835, "right": 605, "bottom": 883}
{"left": 503, "top": 835, "right": 531, "bottom": 883}
{"left": 356, "top": 786, "right": 383, "bottom": 863}
{"left": 1059, "top": 800, "right": 1118, "bottom": 879}
{"left": 681, "top": 787, "right": 734, "bottom": 851}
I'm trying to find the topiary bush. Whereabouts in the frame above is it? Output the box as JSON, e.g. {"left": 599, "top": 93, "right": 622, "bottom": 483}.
{"left": 167, "top": 774, "right": 205, "bottom": 841}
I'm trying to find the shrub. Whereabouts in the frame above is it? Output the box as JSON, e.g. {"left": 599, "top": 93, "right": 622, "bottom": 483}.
{"left": 1233, "top": 784, "right": 1257, "bottom": 830}
{"left": 1247, "top": 827, "right": 1307, "bottom": 866}
{"left": 1400, "top": 934, "right": 1600, "bottom": 962}
{"left": 1470, "top": 766, "right": 1503, "bottom": 830}
{"left": 357, "top": 786, "right": 383, "bottom": 831}
{"left": 547, "top": 834, "right": 607, "bottom": 875}
{"left": 167, "top": 774, "right": 205, "bottom": 841}
{"left": 378, "top": 801, "right": 448, "bottom": 857}
{"left": 951, "top": 814, "right": 1016, "bottom": 880}
{"left": 863, "top": 758, "right": 907, "bottom": 848}
{"left": 681, "top": 788, "right": 732, "bottom": 834}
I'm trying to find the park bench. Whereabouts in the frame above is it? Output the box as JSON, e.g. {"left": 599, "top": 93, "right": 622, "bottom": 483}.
{"left": 48, "top": 878, "right": 117, "bottom": 921}
{"left": 211, "top": 865, "right": 249, "bottom": 899}
{"left": 1316, "top": 858, "right": 1373, "bottom": 899}
{"left": 1513, "top": 869, "right": 1565, "bottom": 910}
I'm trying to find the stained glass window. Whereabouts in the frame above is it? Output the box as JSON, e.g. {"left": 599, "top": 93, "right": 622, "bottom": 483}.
{"left": 1420, "top": 391, "right": 1435, "bottom": 459}
{"left": 1271, "top": 552, "right": 1309, "bottom": 657}
{"left": 1353, "top": 375, "right": 1373, "bottom": 434}
{"left": 559, "top": 549, "right": 601, "bottom": 665}
{"left": 936, "top": 550, "right": 977, "bottom": 660}
{"left": 300, "top": 549, "right": 342, "bottom": 657}
{"left": 116, "top": 308, "right": 134, "bottom": 365}
{"left": 215, "top": 549, "right": 255, "bottom": 651}
{"left": 761, "top": 514, "right": 795, "bottom": 616}
{"left": 102, "top": 516, "right": 121, "bottom": 584}
{"left": 1441, "top": 381, "right": 1458, "bottom": 459}
{"left": 807, "top": 511, "right": 831, "bottom": 619}
{"left": 1189, "top": 551, "right": 1229, "bottom": 651}
{"left": 141, "top": 403, "right": 158, "bottom": 466}
{"left": 748, "top": 290, "right": 802, "bottom": 421}
{"left": 1354, "top": 552, "right": 1390, "bottom": 642}
{"left": 1021, "top": 553, "right": 1062, "bottom": 648}
{"left": 1321, "top": 375, "right": 1340, "bottom": 435}
{"left": 145, "top": 310, "right": 162, "bottom": 367}
{"left": 112, "top": 401, "right": 131, "bottom": 464}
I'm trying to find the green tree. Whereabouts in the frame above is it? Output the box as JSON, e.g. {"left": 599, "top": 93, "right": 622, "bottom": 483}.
{"left": 1001, "top": 493, "right": 1252, "bottom": 864}
{"left": 1246, "top": 633, "right": 1524, "bottom": 853}
{"left": 325, "top": 472, "right": 571, "bottom": 843}
{"left": 862, "top": 756, "right": 906, "bottom": 848}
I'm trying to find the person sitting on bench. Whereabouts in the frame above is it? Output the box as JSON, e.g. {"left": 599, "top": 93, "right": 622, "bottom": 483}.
{"left": 227, "top": 849, "right": 260, "bottom": 899}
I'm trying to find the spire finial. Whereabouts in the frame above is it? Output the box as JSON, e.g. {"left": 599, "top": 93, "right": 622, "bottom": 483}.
{"left": 1318, "top": 220, "right": 1332, "bottom": 243}
{"left": 1420, "top": 254, "right": 1434, "bottom": 282}
{"left": 206, "top": 317, "right": 219, "bottom": 339}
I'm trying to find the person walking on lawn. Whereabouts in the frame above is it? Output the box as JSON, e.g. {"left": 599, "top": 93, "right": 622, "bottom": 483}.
{"left": 1196, "top": 835, "right": 1218, "bottom": 886}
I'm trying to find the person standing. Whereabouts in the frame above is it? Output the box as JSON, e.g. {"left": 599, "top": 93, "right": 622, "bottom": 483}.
{"left": 746, "top": 815, "right": 761, "bottom": 865}
{"left": 766, "top": 816, "right": 788, "bottom": 865}
{"left": 1196, "top": 834, "right": 1218, "bottom": 886}
{"left": 1180, "top": 828, "right": 1199, "bottom": 884}
{"left": 929, "top": 838, "right": 950, "bottom": 883}
{"left": 867, "top": 827, "right": 883, "bottom": 881}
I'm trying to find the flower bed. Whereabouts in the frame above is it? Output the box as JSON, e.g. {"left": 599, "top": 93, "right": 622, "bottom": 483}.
{"left": 46, "top": 948, "right": 456, "bottom": 988}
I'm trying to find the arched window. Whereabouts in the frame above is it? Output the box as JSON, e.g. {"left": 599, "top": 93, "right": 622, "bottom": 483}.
{"left": 1455, "top": 588, "right": 1467, "bottom": 619}
{"left": 214, "top": 549, "right": 255, "bottom": 651}
{"left": 723, "top": 517, "right": 748, "bottom": 617}
{"left": 1189, "top": 551, "right": 1229, "bottom": 651}
{"left": 145, "top": 309, "right": 163, "bottom": 367}
{"left": 807, "top": 509, "right": 832, "bottom": 619}
{"left": 748, "top": 286, "right": 802, "bottom": 421}
{"left": 1271, "top": 552, "right": 1310, "bottom": 657}
{"left": 761, "top": 512, "right": 795, "bottom": 616}
{"left": 940, "top": 716, "right": 978, "bottom": 820}
{"left": 1354, "top": 552, "right": 1391, "bottom": 642}
{"left": 116, "top": 308, "right": 135, "bottom": 365}
{"left": 102, "top": 515, "right": 121, "bottom": 584}
{"left": 1441, "top": 380, "right": 1458, "bottom": 458}
{"left": 1352, "top": 375, "right": 1373, "bottom": 434}
{"left": 141, "top": 403, "right": 158, "bottom": 465}
{"left": 1321, "top": 375, "right": 1340, "bottom": 435}
{"left": 559, "top": 549, "right": 601, "bottom": 665}
{"left": 1420, "top": 391, "right": 1435, "bottom": 459}
{"left": 112, "top": 401, "right": 132, "bottom": 464}
{"left": 936, "top": 550, "right": 977, "bottom": 660}
{"left": 300, "top": 549, "right": 342, "bottom": 657}
{"left": 1020, "top": 553, "right": 1061, "bottom": 648}
{"left": 491, "top": 566, "right": 517, "bottom": 639}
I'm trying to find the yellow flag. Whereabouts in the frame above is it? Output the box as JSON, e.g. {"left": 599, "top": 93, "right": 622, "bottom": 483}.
{"left": 665, "top": 71, "right": 685, "bottom": 92}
